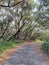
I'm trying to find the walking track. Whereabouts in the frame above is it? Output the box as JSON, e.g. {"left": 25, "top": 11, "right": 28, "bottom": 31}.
{"left": 3, "top": 43, "right": 48, "bottom": 65}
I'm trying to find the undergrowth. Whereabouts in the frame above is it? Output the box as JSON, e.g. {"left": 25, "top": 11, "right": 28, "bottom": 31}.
{"left": 0, "top": 39, "right": 24, "bottom": 54}
{"left": 41, "top": 38, "right": 49, "bottom": 55}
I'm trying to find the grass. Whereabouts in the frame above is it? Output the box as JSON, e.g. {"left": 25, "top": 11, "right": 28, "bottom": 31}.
{"left": 34, "top": 39, "right": 43, "bottom": 43}
{"left": 0, "top": 39, "right": 24, "bottom": 54}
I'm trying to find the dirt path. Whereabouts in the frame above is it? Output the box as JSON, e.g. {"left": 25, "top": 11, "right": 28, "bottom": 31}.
{"left": 2, "top": 42, "right": 48, "bottom": 65}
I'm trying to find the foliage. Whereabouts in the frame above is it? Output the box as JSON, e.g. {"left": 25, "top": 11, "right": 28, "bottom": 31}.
{"left": 0, "top": 0, "right": 49, "bottom": 55}
{"left": 0, "top": 39, "right": 24, "bottom": 54}
{"left": 41, "top": 39, "right": 49, "bottom": 54}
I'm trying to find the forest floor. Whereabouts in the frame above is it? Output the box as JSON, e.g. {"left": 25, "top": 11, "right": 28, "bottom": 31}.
{"left": 0, "top": 41, "right": 49, "bottom": 65}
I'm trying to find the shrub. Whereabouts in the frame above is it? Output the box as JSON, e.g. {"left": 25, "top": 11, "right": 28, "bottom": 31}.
{"left": 41, "top": 39, "right": 49, "bottom": 54}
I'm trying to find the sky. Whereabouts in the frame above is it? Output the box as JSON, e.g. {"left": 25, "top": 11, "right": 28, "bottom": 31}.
{"left": 34, "top": 0, "right": 40, "bottom": 5}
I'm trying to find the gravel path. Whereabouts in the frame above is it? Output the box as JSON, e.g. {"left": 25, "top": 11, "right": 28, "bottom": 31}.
{"left": 3, "top": 43, "right": 48, "bottom": 65}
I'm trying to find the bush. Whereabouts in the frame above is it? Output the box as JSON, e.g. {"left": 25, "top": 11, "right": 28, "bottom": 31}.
{"left": 41, "top": 39, "right": 49, "bottom": 54}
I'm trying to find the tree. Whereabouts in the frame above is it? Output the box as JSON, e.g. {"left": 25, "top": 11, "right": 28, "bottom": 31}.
{"left": 0, "top": 0, "right": 48, "bottom": 41}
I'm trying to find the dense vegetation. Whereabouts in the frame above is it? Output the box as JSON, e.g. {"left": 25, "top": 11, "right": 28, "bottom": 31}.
{"left": 0, "top": 0, "right": 49, "bottom": 54}
{"left": 41, "top": 39, "right": 49, "bottom": 54}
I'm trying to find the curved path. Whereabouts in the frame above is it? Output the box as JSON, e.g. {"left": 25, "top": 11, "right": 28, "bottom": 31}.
{"left": 3, "top": 43, "right": 48, "bottom": 65}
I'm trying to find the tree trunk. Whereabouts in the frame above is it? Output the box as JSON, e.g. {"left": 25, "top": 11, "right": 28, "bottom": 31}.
{"left": 0, "top": 22, "right": 9, "bottom": 40}
{"left": 7, "top": 22, "right": 25, "bottom": 41}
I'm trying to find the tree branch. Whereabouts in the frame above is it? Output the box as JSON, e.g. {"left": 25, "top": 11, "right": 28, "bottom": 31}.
{"left": 7, "top": 22, "right": 25, "bottom": 41}
{"left": 8, "top": 0, "right": 10, "bottom": 6}
{"left": 0, "top": 1, "right": 23, "bottom": 7}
